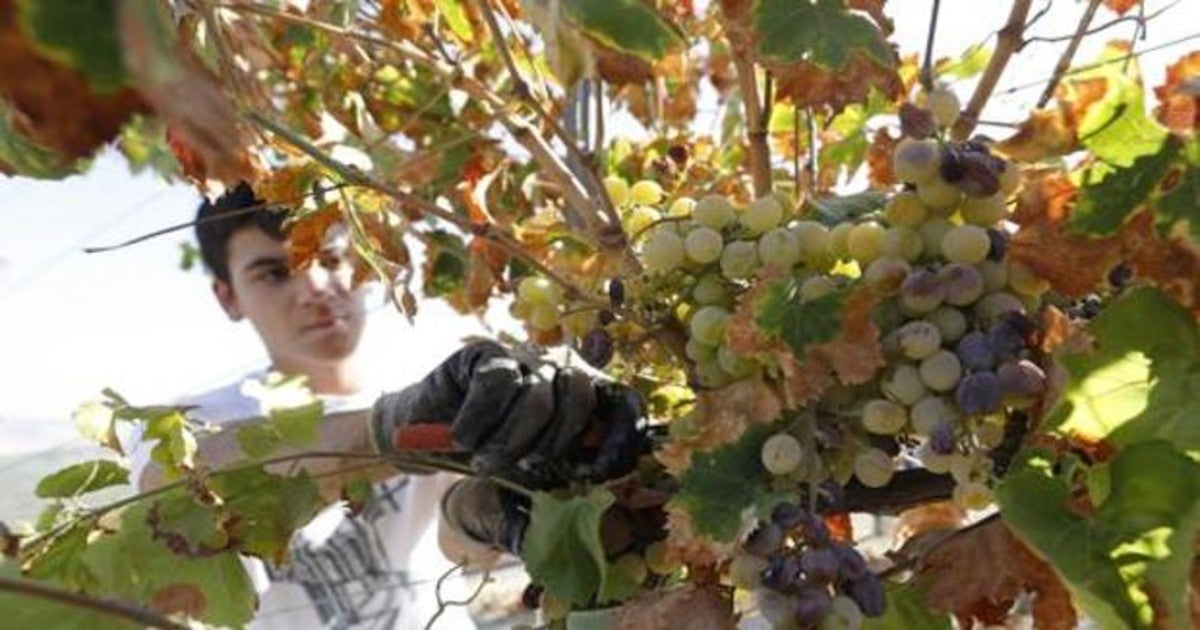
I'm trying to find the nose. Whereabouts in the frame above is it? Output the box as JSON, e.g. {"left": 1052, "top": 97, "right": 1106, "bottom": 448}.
{"left": 297, "top": 262, "right": 344, "bottom": 300}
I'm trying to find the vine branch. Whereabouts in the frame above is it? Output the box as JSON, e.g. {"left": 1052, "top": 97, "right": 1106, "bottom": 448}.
{"left": 732, "top": 53, "right": 772, "bottom": 198}
{"left": 0, "top": 576, "right": 190, "bottom": 630}
{"left": 1036, "top": 0, "right": 1103, "bottom": 108}
{"left": 921, "top": 0, "right": 943, "bottom": 92}
{"left": 951, "top": 0, "right": 1033, "bottom": 140}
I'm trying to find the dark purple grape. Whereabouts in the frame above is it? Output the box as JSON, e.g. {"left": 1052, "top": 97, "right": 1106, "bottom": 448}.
{"left": 744, "top": 523, "right": 784, "bottom": 557}
{"left": 802, "top": 515, "right": 832, "bottom": 547}
{"left": 986, "top": 228, "right": 1009, "bottom": 261}
{"left": 899, "top": 102, "right": 935, "bottom": 139}
{"left": 522, "top": 582, "right": 544, "bottom": 609}
{"left": 987, "top": 323, "right": 1025, "bottom": 360}
{"left": 800, "top": 547, "right": 840, "bottom": 584}
{"left": 939, "top": 148, "right": 965, "bottom": 182}
{"left": 763, "top": 553, "right": 802, "bottom": 592}
{"left": 955, "top": 371, "right": 1002, "bottom": 416}
{"left": 996, "top": 359, "right": 1046, "bottom": 407}
{"left": 834, "top": 545, "right": 869, "bottom": 581}
{"left": 580, "top": 328, "right": 615, "bottom": 368}
{"left": 1108, "top": 262, "right": 1132, "bottom": 288}
{"left": 771, "top": 502, "right": 805, "bottom": 530}
{"left": 597, "top": 309, "right": 616, "bottom": 326}
{"left": 667, "top": 144, "right": 689, "bottom": 164}
{"left": 608, "top": 278, "right": 625, "bottom": 307}
{"left": 956, "top": 331, "right": 996, "bottom": 371}
{"left": 955, "top": 152, "right": 1004, "bottom": 198}
{"left": 794, "top": 586, "right": 834, "bottom": 626}
{"left": 846, "top": 574, "right": 887, "bottom": 617}
{"left": 998, "top": 310, "right": 1036, "bottom": 337}
{"left": 929, "top": 420, "right": 957, "bottom": 455}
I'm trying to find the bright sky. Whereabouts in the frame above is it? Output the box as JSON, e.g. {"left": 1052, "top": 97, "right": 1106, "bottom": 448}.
{"left": 0, "top": 1, "right": 1193, "bottom": 459}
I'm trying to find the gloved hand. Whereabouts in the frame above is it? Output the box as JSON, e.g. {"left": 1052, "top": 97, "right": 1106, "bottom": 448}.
{"left": 370, "top": 340, "right": 647, "bottom": 487}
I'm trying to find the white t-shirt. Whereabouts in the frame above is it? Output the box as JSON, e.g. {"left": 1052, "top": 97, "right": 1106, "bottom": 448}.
{"left": 127, "top": 371, "right": 477, "bottom": 630}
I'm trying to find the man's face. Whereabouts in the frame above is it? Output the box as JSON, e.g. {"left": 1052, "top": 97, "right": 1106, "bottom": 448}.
{"left": 213, "top": 226, "right": 367, "bottom": 372}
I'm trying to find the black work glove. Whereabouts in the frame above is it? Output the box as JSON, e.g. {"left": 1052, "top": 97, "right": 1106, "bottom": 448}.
{"left": 370, "top": 340, "right": 647, "bottom": 488}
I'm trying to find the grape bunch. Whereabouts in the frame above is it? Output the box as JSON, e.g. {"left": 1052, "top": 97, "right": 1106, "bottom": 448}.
{"left": 733, "top": 502, "right": 884, "bottom": 629}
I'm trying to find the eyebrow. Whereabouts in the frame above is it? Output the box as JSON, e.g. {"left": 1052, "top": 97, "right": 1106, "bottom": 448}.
{"left": 241, "top": 255, "right": 289, "bottom": 274}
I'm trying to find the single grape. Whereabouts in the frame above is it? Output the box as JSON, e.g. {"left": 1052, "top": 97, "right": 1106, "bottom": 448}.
{"left": 801, "top": 275, "right": 838, "bottom": 302}
{"left": 916, "top": 176, "right": 964, "bottom": 210}
{"left": 604, "top": 176, "right": 630, "bottom": 206}
{"left": 801, "top": 547, "right": 841, "bottom": 585}
{"left": 758, "top": 227, "right": 801, "bottom": 269}
{"left": 720, "top": 240, "right": 760, "bottom": 279}
{"left": 853, "top": 447, "right": 895, "bottom": 488}
{"left": 624, "top": 204, "right": 662, "bottom": 235}
{"left": 668, "top": 196, "right": 696, "bottom": 217}
{"left": 846, "top": 575, "right": 886, "bottom": 618}
{"left": 919, "top": 350, "right": 963, "bottom": 392}
{"left": 986, "top": 228, "right": 1009, "bottom": 261}
{"left": 925, "top": 306, "right": 967, "bottom": 343}
{"left": 941, "top": 224, "right": 991, "bottom": 264}
{"left": 834, "top": 545, "right": 870, "bottom": 581}
{"left": 892, "top": 137, "right": 941, "bottom": 183}
{"left": 918, "top": 217, "right": 954, "bottom": 258}
{"left": 692, "top": 274, "right": 730, "bottom": 305}
{"left": 607, "top": 278, "right": 625, "bottom": 307}
{"left": 884, "top": 191, "right": 928, "bottom": 228}
{"left": 685, "top": 337, "right": 717, "bottom": 362}
{"left": 517, "top": 276, "right": 561, "bottom": 305}
{"left": 528, "top": 303, "right": 560, "bottom": 331}
{"left": 896, "top": 320, "right": 943, "bottom": 360}
{"left": 881, "top": 226, "right": 923, "bottom": 262}
{"left": 1108, "top": 262, "right": 1132, "bottom": 288}
{"left": 630, "top": 179, "right": 664, "bottom": 205}
{"left": 755, "top": 589, "right": 799, "bottom": 626}
{"left": 509, "top": 299, "right": 531, "bottom": 321}
{"left": 641, "top": 228, "right": 686, "bottom": 274}
{"left": 910, "top": 395, "right": 959, "bottom": 435}
{"left": 762, "top": 432, "right": 805, "bottom": 476}
{"left": 792, "top": 220, "right": 834, "bottom": 266}
{"left": 899, "top": 268, "right": 946, "bottom": 314}
{"left": 960, "top": 193, "right": 1007, "bottom": 226}
{"left": 771, "top": 502, "right": 805, "bottom": 529}
{"left": 762, "top": 554, "right": 802, "bottom": 591}
{"left": 694, "top": 360, "right": 733, "bottom": 389}
{"left": 718, "top": 344, "right": 756, "bottom": 379}
{"left": 928, "top": 84, "right": 961, "bottom": 128}
{"left": 882, "top": 364, "right": 927, "bottom": 406}
{"left": 1008, "top": 261, "right": 1049, "bottom": 297}
{"left": 953, "top": 480, "right": 993, "bottom": 511}
{"left": 956, "top": 331, "right": 997, "bottom": 371}
{"left": 862, "top": 399, "right": 908, "bottom": 435}
{"left": 996, "top": 359, "right": 1046, "bottom": 408}
{"left": 689, "top": 305, "right": 730, "bottom": 345}
{"left": 998, "top": 162, "right": 1022, "bottom": 195}
{"left": 955, "top": 371, "right": 1002, "bottom": 416}
{"left": 987, "top": 322, "right": 1026, "bottom": 360}
{"left": 580, "top": 328, "right": 614, "bottom": 368}
{"left": 846, "top": 221, "right": 887, "bottom": 264}
{"left": 741, "top": 196, "right": 784, "bottom": 235}
{"left": 826, "top": 595, "right": 865, "bottom": 630}
{"left": 939, "top": 263, "right": 985, "bottom": 306}
{"left": 829, "top": 222, "right": 855, "bottom": 260}
{"left": 693, "top": 194, "right": 736, "bottom": 229}
{"left": 862, "top": 256, "right": 911, "bottom": 290}
{"left": 929, "top": 419, "right": 957, "bottom": 455}
{"left": 729, "top": 553, "right": 768, "bottom": 588}
{"left": 685, "top": 226, "right": 724, "bottom": 264}
{"left": 614, "top": 552, "right": 648, "bottom": 586}
{"left": 794, "top": 586, "right": 834, "bottom": 626}
{"left": 974, "top": 291, "right": 1026, "bottom": 326}
{"left": 540, "top": 591, "right": 570, "bottom": 621}
{"left": 744, "top": 522, "right": 784, "bottom": 557}
{"left": 917, "top": 440, "right": 955, "bottom": 473}
{"left": 978, "top": 260, "right": 1009, "bottom": 293}
{"left": 644, "top": 540, "right": 680, "bottom": 576}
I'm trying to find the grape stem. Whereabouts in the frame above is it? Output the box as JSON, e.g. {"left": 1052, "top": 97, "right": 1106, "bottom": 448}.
{"left": 0, "top": 576, "right": 190, "bottom": 630}
{"left": 1035, "top": 0, "right": 1103, "bottom": 108}
{"left": 730, "top": 51, "right": 773, "bottom": 198}
{"left": 951, "top": 0, "right": 1033, "bottom": 140}
{"left": 876, "top": 512, "right": 1001, "bottom": 580}
{"left": 920, "top": 0, "right": 943, "bottom": 92}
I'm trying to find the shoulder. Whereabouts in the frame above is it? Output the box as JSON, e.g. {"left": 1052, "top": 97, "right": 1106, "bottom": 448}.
{"left": 176, "top": 372, "right": 268, "bottom": 425}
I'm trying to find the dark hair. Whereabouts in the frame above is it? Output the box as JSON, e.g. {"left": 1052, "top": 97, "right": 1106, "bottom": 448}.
{"left": 195, "top": 182, "right": 286, "bottom": 282}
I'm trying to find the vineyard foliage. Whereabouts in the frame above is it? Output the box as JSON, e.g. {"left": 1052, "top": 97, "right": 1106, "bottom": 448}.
{"left": 1, "top": 0, "right": 1198, "bottom": 628}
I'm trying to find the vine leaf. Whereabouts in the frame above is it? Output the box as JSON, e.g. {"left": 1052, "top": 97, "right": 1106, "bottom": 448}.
{"left": 34, "top": 460, "right": 129, "bottom": 499}
{"left": 73, "top": 400, "right": 123, "bottom": 455}
{"left": 755, "top": 281, "right": 847, "bottom": 356}
{"left": 863, "top": 582, "right": 952, "bottom": 630}
{"left": 752, "top": 0, "right": 892, "bottom": 69}
{"left": 15, "top": 0, "right": 127, "bottom": 92}
{"left": 996, "top": 442, "right": 1200, "bottom": 629}
{"left": 1070, "top": 136, "right": 1177, "bottom": 236}
{"left": 1045, "top": 286, "right": 1200, "bottom": 450}
{"left": 670, "top": 424, "right": 780, "bottom": 543}
{"left": 208, "top": 467, "right": 324, "bottom": 565}
{"left": 0, "top": 559, "right": 136, "bottom": 630}
{"left": 1153, "top": 51, "right": 1200, "bottom": 135}
{"left": 612, "top": 586, "right": 735, "bottom": 629}
{"left": 1103, "top": 0, "right": 1143, "bottom": 16}
{"left": 1073, "top": 42, "right": 1167, "bottom": 168}
{"left": 562, "top": 0, "right": 683, "bottom": 62}
{"left": 934, "top": 43, "right": 991, "bottom": 81}
{"left": 520, "top": 487, "right": 614, "bottom": 607}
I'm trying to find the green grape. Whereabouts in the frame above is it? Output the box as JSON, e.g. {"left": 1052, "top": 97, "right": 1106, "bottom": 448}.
{"left": 517, "top": 276, "right": 561, "bottom": 305}
{"left": 939, "top": 263, "right": 985, "bottom": 306}
{"left": 528, "top": 303, "right": 560, "bottom": 331}
{"left": 729, "top": 553, "right": 768, "bottom": 589}
{"left": 899, "top": 268, "right": 946, "bottom": 315}
{"left": 685, "top": 338, "right": 717, "bottom": 362}
{"left": 694, "top": 193, "right": 736, "bottom": 229}
{"left": 509, "top": 299, "right": 531, "bottom": 321}
{"left": 829, "top": 222, "right": 855, "bottom": 260}
{"left": 758, "top": 227, "right": 800, "bottom": 269}
{"left": 977, "top": 260, "right": 1009, "bottom": 293}
{"left": 685, "top": 226, "right": 725, "bottom": 264}
{"left": 882, "top": 363, "right": 927, "bottom": 406}
{"left": 822, "top": 595, "right": 865, "bottom": 630}
{"left": 642, "top": 228, "right": 686, "bottom": 274}
{"left": 972, "top": 417, "right": 1006, "bottom": 449}
{"left": 625, "top": 204, "right": 662, "bottom": 236}
{"left": 910, "top": 395, "right": 959, "bottom": 435}
{"left": 916, "top": 176, "right": 964, "bottom": 209}
{"left": 695, "top": 359, "right": 733, "bottom": 388}
{"left": 927, "top": 84, "right": 961, "bottom": 128}
{"left": 741, "top": 196, "right": 784, "bottom": 235}
{"left": 884, "top": 191, "right": 929, "bottom": 228}
{"left": 941, "top": 224, "right": 991, "bottom": 264}
{"left": 892, "top": 137, "right": 941, "bottom": 184}
{"left": 761, "top": 432, "right": 804, "bottom": 475}
{"left": 690, "top": 305, "right": 730, "bottom": 345}
{"left": 917, "top": 440, "right": 954, "bottom": 473}
{"left": 792, "top": 220, "right": 833, "bottom": 265}
{"left": 800, "top": 275, "right": 838, "bottom": 302}
{"left": 630, "top": 179, "right": 664, "bottom": 205}
{"left": 974, "top": 291, "right": 1025, "bottom": 326}
{"left": 669, "top": 196, "right": 696, "bottom": 218}
{"left": 998, "top": 163, "right": 1022, "bottom": 195}
{"left": 863, "top": 256, "right": 911, "bottom": 289}
{"left": 960, "top": 193, "right": 1007, "bottom": 226}
{"left": 717, "top": 345, "right": 756, "bottom": 378}
{"left": 853, "top": 447, "right": 895, "bottom": 488}
{"left": 644, "top": 541, "right": 680, "bottom": 576}
{"left": 882, "top": 226, "right": 923, "bottom": 262}
{"left": 925, "top": 306, "right": 968, "bottom": 343}
{"left": 897, "top": 320, "right": 942, "bottom": 360}
{"left": 604, "top": 175, "right": 630, "bottom": 207}
{"left": 862, "top": 399, "right": 908, "bottom": 435}
{"left": 693, "top": 273, "right": 731, "bottom": 304}
{"left": 918, "top": 217, "right": 954, "bottom": 258}
{"left": 918, "top": 350, "right": 963, "bottom": 392}
{"left": 953, "top": 480, "right": 993, "bottom": 511}
{"left": 846, "top": 221, "right": 886, "bottom": 264}
{"left": 1008, "top": 261, "right": 1049, "bottom": 297}
{"left": 540, "top": 591, "right": 571, "bottom": 621}
{"left": 720, "top": 240, "right": 759, "bottom": 279}
{"left": 614, "top": 552, "right": 649, "bottom": 586}
{"left": 561, "top": 310, "right": 592, "bottom": 337}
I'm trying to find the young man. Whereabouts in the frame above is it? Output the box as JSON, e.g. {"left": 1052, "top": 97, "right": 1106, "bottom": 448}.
{"left": 129, "top": 183, "right": 643, "bottom": 629}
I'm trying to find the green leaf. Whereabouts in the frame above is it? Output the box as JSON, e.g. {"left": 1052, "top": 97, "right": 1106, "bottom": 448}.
{"left": 1071, "top": 136, "right": 1178, "bottom": 236}
{"left": 996, "top": 442, "right": 1200, "bottom": 629}
{"left": 236, "top": 423, "right": 282, "bottom": 459}
{"left": 1071, "top": 43, "right": 1168, "bottom": 168}
{"left": 1155, "top": 138, "right": 1200, "bottom": 240}
{"left": 16, "top": 0, "right": 127, "bottom": 91}
{"left": 25, "top": 524, "right": 96, "bottom": 588}
{"left": 209, "top": 467, "right": 324, "bottom": 565}
{"left": 35, "top": 460, "right": 129, "bottom": 498}
{"left": 809, "top": 190, "right": 888, "bottom": 223}
{"left": 521, "top": 487, "right": 614, "bottom": 607}
{"left": 0, "top": 559, "right": 136, "bottom": 630}
{"left": 753, "top": 0, "right": 892, "bottom": 70}
{"left": 563, "top": 0, "right": 682, "bottom": 61}
{"left": 672, "top": 425, "right": 780, "bottom": 542}
{"left": 435, "top": 0, "right": 474, "bottom": 42}
{"left": 1045, "top": 287, "right": 1200, "bottom": 451}
{"left": 755, "top": 279, "right": 849, "bottom": 356}
{"left": 143, "top": 410, "right": 197, "bottom": 475}
{"left": 597, "top": 559, "right": 641, "bottom": 603}
{"left": 0, "top": 100, "right": 82, "bottom": 178}
{"left": 73, "top": 400, "right": 123, "bottom": 455}
{"left": 863, "top": 582, "right": 952, "bottom": 630}
{"left": 116, "top": 116, "right": 180, "bottom": 180}
{"left": 270, "top": 400, "right": 324, "bottom": 447}
{"left": 935, "top": 42, "right": 991, "bottom": 80}
{"left": 148, "top": 490, "right": 233, "bottom": 555}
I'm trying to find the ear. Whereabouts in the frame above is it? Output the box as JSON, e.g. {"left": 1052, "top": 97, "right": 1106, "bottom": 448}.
{"left": 212, "top": 279, "right": 243, "bottom": 321}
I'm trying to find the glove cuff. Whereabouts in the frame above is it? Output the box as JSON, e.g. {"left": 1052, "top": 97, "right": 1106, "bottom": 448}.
{"left": 369, "top": 388, "right": 413, "bottom": 454}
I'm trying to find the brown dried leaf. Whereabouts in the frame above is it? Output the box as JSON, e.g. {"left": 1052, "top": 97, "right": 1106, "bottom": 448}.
{"left": 1154, "top": 51, "right": 1200, "bottom": 136}
{"left": 1103, "top": 0, "right": 1142, "bottom": 16}
{"left": 0, "top": 0, "right": 149, "bottom": 164}
{"left": 149, "top": 583, "right": 208, "bottom": 619}
{"left": 614, "top": 586, "right": 735, "bottom": 630}
{"left": 996, "top": 76, "right": 1110, "bottom": 162}
{"left": 817, "top": 287, "right": 886, "bottom": 385}
{"left": 662, "top": 505, "right": 734, "bottom": 569}
{"left": 595, "top": 45, "right": 655, "bottom": 85}
{"left": 866, "top": 127, "right": 898, "bottom": 187}
{"left": 656, "top": 376, "right": 782, "bottom": 475}
{"left": 893, "top": 501, "right": 965, "bottom": 545}
{"left": 919, "top": 519, "right": 1077, "bottom": 630}
{"left": 285, "top": 204, "right": 341, "bottom": 271}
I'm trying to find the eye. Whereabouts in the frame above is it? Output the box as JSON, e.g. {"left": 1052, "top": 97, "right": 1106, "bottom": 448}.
{"left": 317, "top": 250, "right": 350, "bottom": 271}
{"left": 259, "top": 264, "right": 291, "bottom": 284}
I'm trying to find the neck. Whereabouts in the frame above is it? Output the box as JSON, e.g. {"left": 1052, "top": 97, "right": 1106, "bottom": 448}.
{"left": 270, "top": 356, "right": 365, "bottom": 396}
